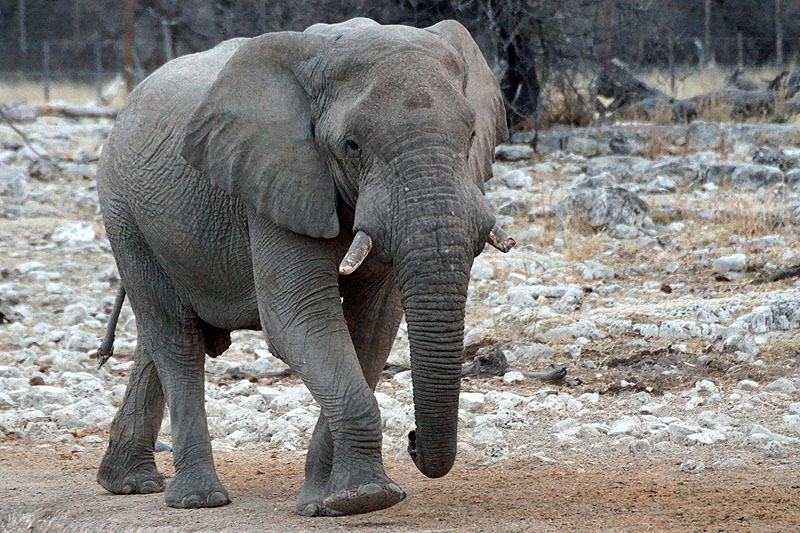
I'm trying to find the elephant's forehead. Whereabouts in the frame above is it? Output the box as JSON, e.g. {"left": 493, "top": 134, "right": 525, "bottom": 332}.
{"left": 320, "top": 27, "right": 464, "bottom": 82}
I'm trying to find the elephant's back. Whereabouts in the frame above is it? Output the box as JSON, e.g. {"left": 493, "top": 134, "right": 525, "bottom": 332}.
{"left": 98, "top": 38, "right": 260, "bottom": 332}
{"left": 112, "top": 38, "right": 250, "bottom": 150}
{"left": 99, "top": 37, "right": 250, "bottom": 190}
{"left": 99, "top": 37, "right": 252, "bottom": 217}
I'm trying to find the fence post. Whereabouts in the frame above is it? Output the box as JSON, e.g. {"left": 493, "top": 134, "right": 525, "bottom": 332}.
{"left": 704, "top": 0, "right": 713, "bottom": 65}
{"left": 95, "top": 42, "right": 103, "bottom": 102}
{"left": 601, "top": 0, "right": 616, "bottom": 63}
{"left": 668, "top": 33, "right": 676, "bottom": 95}
{"left": 737, "top": 32, "right": 744, "bottom": 68}
{"left": 161, "top": 18, "right": 174, "bottom": 61}
{"left": 18, "top": 0, "right": 27, "bottom": 69}
{"left": 775, "top": 0, "right": 784, "bottom": 65}
{"left": 123, "top": 0, "right": 135, "bottom": 92}
{"left": 637, "top": 37, "right": 645, "bottom": 67}
{"left": 43, "top": 40, "right": 50, "bottom": 103}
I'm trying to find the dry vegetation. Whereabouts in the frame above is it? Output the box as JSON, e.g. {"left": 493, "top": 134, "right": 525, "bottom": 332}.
{"left": 641, "top": 66, "right": 787, "bottom": 99}
{"left": 539, "top": 66, "right": 800, "bottom": 127}
{"left": 0, "top": 77, "right": 125, "bottom": 106}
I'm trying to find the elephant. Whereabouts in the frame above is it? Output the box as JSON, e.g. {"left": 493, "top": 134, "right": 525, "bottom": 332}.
{"left": 94, "top": 17, "right": 514, "bottom": 517}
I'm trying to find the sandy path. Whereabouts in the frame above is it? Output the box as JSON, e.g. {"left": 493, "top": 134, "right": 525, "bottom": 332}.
{"left": 1, "top": 442, "right": 798, "bottom": 532}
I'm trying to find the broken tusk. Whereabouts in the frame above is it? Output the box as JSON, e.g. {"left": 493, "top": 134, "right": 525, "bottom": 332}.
{"left": 487, "top": 225, "right": 516, "bottom": 253}
{"left": 339, "top": 230, "right": 373, "bottom": 275}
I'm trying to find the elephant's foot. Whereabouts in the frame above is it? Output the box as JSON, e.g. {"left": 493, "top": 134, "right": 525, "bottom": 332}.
{"left": 296, "top": 479, "right": 343, "bottom": 517}
{"left": 97, "top": 453, "right": 165, "bottom": 495}
{"left": 322, "top": 461, "right": 405, "bottom": 515}
{"left": 165, "top": 470, "right": 230, "bottom": 509}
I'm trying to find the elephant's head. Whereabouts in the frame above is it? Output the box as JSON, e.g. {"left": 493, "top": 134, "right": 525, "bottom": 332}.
{"left": 181, "top": 18, "right": 513, "bottom": 479}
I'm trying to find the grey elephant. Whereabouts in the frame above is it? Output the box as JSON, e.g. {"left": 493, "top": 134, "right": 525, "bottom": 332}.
{"left": 94, "top": 17, "right": 514, "bottom": 516}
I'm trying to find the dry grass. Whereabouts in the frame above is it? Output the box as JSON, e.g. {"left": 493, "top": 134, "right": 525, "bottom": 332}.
{"left": 646, "top": 130, "right": 669, "bottom": 158}
{"left": 562, "top": 229, "right": 605, "bottom": 262}
{"left": 694, "top": 96, "right": 736, "bottom": 122}
{"left": 712, "top": 191, "right": 789, "bottom": 239}
{"left": 0, "top": 77, "right": 126, "bottom": 106}
{"left": 540, "top": 86, "right": 594, "bottom": 127}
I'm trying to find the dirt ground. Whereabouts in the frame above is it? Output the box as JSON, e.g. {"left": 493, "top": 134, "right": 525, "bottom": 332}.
{"left": 1, "top": 442, "right": 798, "bottom": 533}
{"left": 3, "top": 115, "right": 800, "bottom": 533}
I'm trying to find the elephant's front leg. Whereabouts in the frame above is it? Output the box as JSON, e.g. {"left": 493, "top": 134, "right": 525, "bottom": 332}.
{"left": 297, "top": 268, "right": 403, "bottom": 516}
{"left": 249, "top": 218, "right": 404, "bottom": 516}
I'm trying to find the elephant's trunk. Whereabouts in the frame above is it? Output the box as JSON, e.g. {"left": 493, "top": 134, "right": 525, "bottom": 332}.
{"left": 392, "top": 180, "right": 473, "bottom": 479}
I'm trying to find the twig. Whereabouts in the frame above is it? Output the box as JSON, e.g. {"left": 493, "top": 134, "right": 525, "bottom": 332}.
{"left": 0, "top": 106, "right": 46, "bottom": 159}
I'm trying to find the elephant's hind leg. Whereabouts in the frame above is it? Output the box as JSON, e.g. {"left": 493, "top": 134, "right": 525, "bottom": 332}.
{"left": 132, "top": 275, "right": 228, "bottom": 508}
{"left": 99, "top": 204, "right": 229, "bottom": 508}
{"left": 97, "top": 344, "right": 166, "bottom": 495}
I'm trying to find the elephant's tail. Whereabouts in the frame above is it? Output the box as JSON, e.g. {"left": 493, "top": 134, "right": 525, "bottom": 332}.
{"left": 94, "top": 285, "right": 126, "bottom": 370}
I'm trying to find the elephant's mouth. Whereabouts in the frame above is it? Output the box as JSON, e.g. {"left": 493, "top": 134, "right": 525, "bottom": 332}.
{"left": 338, "top": 226, "right": 515, "bottom": 276}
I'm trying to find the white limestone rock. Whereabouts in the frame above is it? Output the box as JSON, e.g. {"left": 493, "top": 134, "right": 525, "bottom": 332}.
{"left": 459, "top": 392, "right": 486, "bottom": 413}
{"left": 712, "top": 253, "right": 747, "bottom": 274}
{"left": 679, "top": 460, "right": 706, "bottom": 474}
{"left": 495, "top": 144, "right": 534, "bottom": 162}
{"left": 52, "top": 222, "right": 96, "bottom": 244}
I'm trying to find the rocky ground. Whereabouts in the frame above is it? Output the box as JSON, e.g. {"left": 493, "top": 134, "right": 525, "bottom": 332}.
{"left": 1, "top": 116, "right": 800, "bottom": 531}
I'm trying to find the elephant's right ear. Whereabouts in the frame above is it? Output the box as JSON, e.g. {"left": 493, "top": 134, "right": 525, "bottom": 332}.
{"left": 181, "top": 32, "right": 339, "bottom": 239}
{"left": 426, "top": 21, "right": 508, "bottom": 192}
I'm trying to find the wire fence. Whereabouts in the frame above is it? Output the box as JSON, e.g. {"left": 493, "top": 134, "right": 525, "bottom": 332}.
{"left": 0, "top": 32, "right": 796, "bottom": 105}
{"left": 0, "top": 39, "right": 123, "bottom": 103}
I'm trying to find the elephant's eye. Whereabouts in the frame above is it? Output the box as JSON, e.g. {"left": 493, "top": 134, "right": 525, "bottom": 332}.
{"left": 345, "top": 139, "right": 361, "bottom": 157}
{"left": 467, "top": 130, "right": 476, "bottom": 150}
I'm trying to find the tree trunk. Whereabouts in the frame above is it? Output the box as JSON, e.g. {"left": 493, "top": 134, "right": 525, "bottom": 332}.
{"left": 501, "top": 29, "right": 540, "bottom": 127}
{"left": 123, "top": 0, "right": 136, "bottom": 92}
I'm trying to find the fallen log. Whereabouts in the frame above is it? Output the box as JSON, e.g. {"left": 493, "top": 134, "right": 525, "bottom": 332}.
{"left": 592, "top": 59, "right": 672, "bottom": 115}
{"left": 593, "top": 60, "right": 796, "bottom": 122}
{"left": 786, "top": 72, "right": 800, "bottom": 99}
{"left": 724, "top": 66, "right": 760, "bottom": 91}
{"left": 769, "top": 70, "right": 800, "bottom": 99}
{"left": 684, "top": 87, "right": 775, "bottom": 120}
{"left": 0, "top": 102, "right": 119, "bottom": 123}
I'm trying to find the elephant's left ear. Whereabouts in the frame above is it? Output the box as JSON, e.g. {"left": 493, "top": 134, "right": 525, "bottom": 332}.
{"left": 426, "top": 21, "right": 508, "bottom": 192}
{"left": 181, "top": 32, "right": 339, "bottom": 239}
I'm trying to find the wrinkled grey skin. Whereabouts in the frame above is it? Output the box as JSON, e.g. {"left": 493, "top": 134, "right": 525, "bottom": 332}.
{"left": 95, "top": 17, "right": 507, "bottom": 516}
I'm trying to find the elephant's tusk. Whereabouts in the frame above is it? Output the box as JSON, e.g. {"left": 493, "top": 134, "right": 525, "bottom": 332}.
{"left": 339, "top": 230, "right": 373, "bottom": 275}
{"left": 487, "top": 225, "right": 516, "bottom": 253}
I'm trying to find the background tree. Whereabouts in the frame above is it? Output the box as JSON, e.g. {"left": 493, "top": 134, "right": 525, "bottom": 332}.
{"left": 2, "top": 0, "right": 798, "bottom": 126}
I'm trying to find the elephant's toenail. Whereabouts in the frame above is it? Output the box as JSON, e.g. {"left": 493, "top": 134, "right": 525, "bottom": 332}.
{"left": 360, "top": 483, "right": 383, "bottom": 496}
{"left": 182, "top": 495, "right": 202, "bottom": 508}
{"left": 297, "top": 504, "right": 313, "bottom": 516}
{"left": 208, "top": 491, "right": 228, "bottom": 506}
{"left": 298, "top": 503, "right": 324, "bottom": 516}
{"left": 387, "top": 483, "right": 403, "bottom": 494}
{"left": 140, "top": 480, "right": 159, "bottom": 493}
